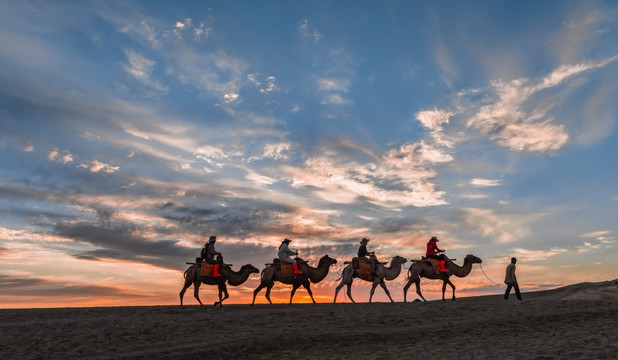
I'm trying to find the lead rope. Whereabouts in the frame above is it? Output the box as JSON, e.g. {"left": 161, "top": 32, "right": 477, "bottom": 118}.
{"left": 479, "top": 263, "right": 501, "bottom": 285}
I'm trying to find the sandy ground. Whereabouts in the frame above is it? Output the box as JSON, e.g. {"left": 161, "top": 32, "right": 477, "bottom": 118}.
{"left": 1, "top": 280, "right": 617, "bottom": 359}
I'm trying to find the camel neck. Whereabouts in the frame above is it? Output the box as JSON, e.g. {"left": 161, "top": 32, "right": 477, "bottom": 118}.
{"left": 451, "top": 259, "right": 473, "bottom": 277}
{"left": 227, "top": 267, "right": 252, "bottom": 286}
{"left": 305, "top": 260, "right": 332, "bottom": 283}
{"left": 383, "top": 262, "right": 404, "bottom": 280}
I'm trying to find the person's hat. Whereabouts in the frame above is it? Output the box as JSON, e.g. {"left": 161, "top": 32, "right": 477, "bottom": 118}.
{"left": 360, "top": 237, "right": 370, "bottom": 244}
{"left": 430, "top": 236, "right": 438, "bottom": 242}
{"left": 209, "top": 235, "right": 217, "bottom": 242}
{"left": 283, "top": 238, "right": 291, "bottom": 243}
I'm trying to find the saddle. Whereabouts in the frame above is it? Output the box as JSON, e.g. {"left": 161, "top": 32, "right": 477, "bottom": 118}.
{"left": 422, "top": 257, "right": 452, "bottom": 275}
{"left": 348, "top": 257, "right": 373, "bottom": 281}
{"left": 199, "top": 260, "right": 230, "bottom": 277}
{"left": 200, "top": 262, "right": 214, "bottom": 277}
{"left": 270, "top": 258, "right": 303, "bottom": 277}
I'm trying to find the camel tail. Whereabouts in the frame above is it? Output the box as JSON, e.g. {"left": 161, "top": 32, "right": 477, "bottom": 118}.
{"left": 184, "top": 269, "right": 189, "bottom": 279}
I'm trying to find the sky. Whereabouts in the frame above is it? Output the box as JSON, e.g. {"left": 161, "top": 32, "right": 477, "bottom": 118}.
{"left": 1, "top": 0, "right": 617, "bottom": 308}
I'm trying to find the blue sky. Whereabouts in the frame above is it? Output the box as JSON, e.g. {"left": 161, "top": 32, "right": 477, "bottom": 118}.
{"left": 1, "top": 0, "right": 617, "bottom": 307}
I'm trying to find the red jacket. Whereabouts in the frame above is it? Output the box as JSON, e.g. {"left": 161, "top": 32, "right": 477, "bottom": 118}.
{"left": 426, "top": 241, "right": 443, "bottom": 256}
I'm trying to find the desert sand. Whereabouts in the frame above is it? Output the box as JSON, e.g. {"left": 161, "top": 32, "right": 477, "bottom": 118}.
{"left": 1, "top": 280, "right": 617, "bottom": 359}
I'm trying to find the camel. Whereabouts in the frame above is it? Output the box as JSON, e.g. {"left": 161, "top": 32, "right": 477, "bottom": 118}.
{"left": 251, "top": 255, "right": 337, "bottom": 305}
{"left": 333, "top": 255, "right": 408, "bottom": 303}
{"left": 180, "top": 263, "right": 259, "bottom": 308}
{"left": 403, "top": 254, "right": 482, "bottom": 302}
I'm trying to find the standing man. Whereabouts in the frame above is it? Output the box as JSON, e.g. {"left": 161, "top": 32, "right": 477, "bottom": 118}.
{"left": 504, "top": 257, "right": 522, "bottom": 300}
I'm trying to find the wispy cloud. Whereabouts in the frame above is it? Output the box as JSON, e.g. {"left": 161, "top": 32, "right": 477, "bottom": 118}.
{"left": 23, "top": 140, "right": 34, "bottom": 152}
{"left": 466, "top": 57, "right": 618, "bottom": 153}
{"left": 287, "top": 139, "right": 451, "bottom": 208}
{"left": 512, "top": 247, "right": 568, "bottom": 261}
{"left": 298, "top": 19, "right": 323, "bottom": 42}
{"left": 123, "top": 49, "right": 168, "bottom": 93}
{"left": 78, "top": 160, "right": 119, "bottom": 173}
{"left": 470, "top": 178, "right": 501, "bottom": 187}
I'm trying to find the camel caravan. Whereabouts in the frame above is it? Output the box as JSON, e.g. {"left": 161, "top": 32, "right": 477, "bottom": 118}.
{"left": 180, "top": 235, "right": 482, "bottom": 307}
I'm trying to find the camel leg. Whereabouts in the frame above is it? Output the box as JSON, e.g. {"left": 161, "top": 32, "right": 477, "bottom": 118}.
{"left": 415, "top": 279, "right": 427, "bottom": 302}
{"left": 179, "top": 278, "right": 193, "bottom": 308}
{"left": 264, "top": 284, "right": 273, "bottom": 304}
{"left": 334, "top": 280, "right": 345, "bottom": 303}
{"left": 441, "top": 280, "right": 448, "bottom": 301}
{"left": 446, "top": 279, "right": 456, "bottom": 301}
{"left": 214, "top": 283, "right": 229, "bottom": 307}
{"left": 251, "top": 282, "right": 268, "bottom": 306}
{"left": 193, "top": 280, "right": 205, "bottom": 307}
{"left": 379, "top": 279, "right": 394, "bottom": 303}
{"left": 346, "top": 282, "right": 355, "bottom": 303}
{"left": 289, "top": 283, "right": 300, "bottom": 304}
{"left": 302, "top": 280, "right": 316, "bottom": 303}
{"left": 334, "top": 268, "right": 354, "bottom": 303}
{"left": 403, "top": 278, "right": 412, "bottom": 303}
{"left": 334, "top": 276, "right": 351, "bottom": 303}
{"left": 369, "top": 280, "right": 379, "bottom": 303}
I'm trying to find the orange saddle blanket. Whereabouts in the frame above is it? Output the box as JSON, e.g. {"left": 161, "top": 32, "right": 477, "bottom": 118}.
{"left": 280, "top": 261, "right": 296, "bottom": 276}
{"left": 425, "top": 258, "right": 449, "bottom": 275}
{"left": 201, "top": 262, "right": 214, "bottom": 277}
{"left": 351, "top": 257, "right": 373, "bottom": 281}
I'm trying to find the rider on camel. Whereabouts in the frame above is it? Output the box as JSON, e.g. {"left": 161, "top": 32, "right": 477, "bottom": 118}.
{"left": 426, "top": 236, "right": 448, "bottom": 273}
{"left": 278, "top": 238, "right": 303, "bottom": 275}
{"left": 200, "top": 235, "right": 222, "bottom": 277}
{"left": 358, "top": 237, "right": 377, "bottom": 275}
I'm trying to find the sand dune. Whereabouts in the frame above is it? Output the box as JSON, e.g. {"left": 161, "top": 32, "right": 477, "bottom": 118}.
{"left": 521, "top": 279, "right": 618, "bottom": 301}
{"left": 1, "top": 280, "right": 617, "bottom": 359}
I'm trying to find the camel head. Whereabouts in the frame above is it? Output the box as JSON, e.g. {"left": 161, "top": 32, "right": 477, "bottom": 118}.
{"left": 464, "top": 254, "right": 483, "bottom": 264}
{"left": 319, "top": 255, "right": 338, "bottom": 267}
{"left": 242, "top": 264, "right": 260, "bottom": 274}
{"left": 392, "top": 255, "right": 408, "bottom": 265}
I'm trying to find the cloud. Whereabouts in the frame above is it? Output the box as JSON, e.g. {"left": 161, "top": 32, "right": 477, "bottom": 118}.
{"left": 511, "top": 247, "right": 568, "bottom": 261}
{"left": 78, "top": 160, "right": 119, "bottom": 173}
{"left": 23, "top": 140, "right": 33, "bottom": 152}
{"left": 466, "top": 56, "right": 618, "bottom": 153}
{"left": 261, "top": 142, "right": 291, "bottom": 161}
{"left": 260, "top": 76, "right": 278, "bottom": 93}
{"left": 321, "top": 94, "right": 352, "bottom": 105}
{"left": 0, "top": 274, "right": 148, "bottom": 298}
{"left": 470, "top": 178, "right": 501, "bottom": 187}
{"left": 458, "top": 193, "right": 490, "bottom": 200}
{"left": 318, "top": 78, "right": 349, "bottom": 92}
{"left": 47, "top": 149, "right": 58, "bottom": 161}
{"left": 416, "top": 108, "right": 455, "bottom": 132}
{"left": 224, "top": 93, "right": 240, "bottom": 103}
{"left": 552, "top": 6, "right": 615, "bottom": 63}
{"left": 317, "top": 78, "right": 352, "bottom": 105}
{"left": 459, "top": 208, "right": 529, "bottom": 243}
{"left": 123, "top": 49, "right": 168, "bottom": 93}
{"left": 580, "top": 230, "right": 610, "bottom": 238}
{"left": 287, "top": 139, "right": 451, "bottom": 208}
{"left": 298, "top": 19, "right": 323, "bottom": 42}
{"left": 47, "top": 149, "right": 74, "bottom": 163}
